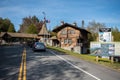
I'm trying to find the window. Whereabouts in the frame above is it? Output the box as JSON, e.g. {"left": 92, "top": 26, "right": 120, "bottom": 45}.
{"left": 68, "top": 39, "right": 72, "bottom": 44}
{"left": 64, "top": 39, "right": 68, "bottom": 44}
{"left": 61, "top": 30, "right": 67, "bottom": 35}
{"left": 68, "top": 30, "right": 75, "bottom": 34}
{"left": 64, "top": 39, "right": 72, "bottom": 44}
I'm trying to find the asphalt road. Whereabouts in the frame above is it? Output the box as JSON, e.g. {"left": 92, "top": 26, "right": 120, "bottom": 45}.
{"left": 0, "top": 45, "right": 120, "bottom": 80}
{"left": 0, "top": 45, "right": 24, "bottom": 80}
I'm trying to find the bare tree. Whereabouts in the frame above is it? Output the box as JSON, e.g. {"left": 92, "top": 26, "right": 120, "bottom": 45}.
{"left": 87, "top": 21, "right": 106, "bottom": 41}
{"left": 19, "top": 16, "right": 44, "bottom": 33}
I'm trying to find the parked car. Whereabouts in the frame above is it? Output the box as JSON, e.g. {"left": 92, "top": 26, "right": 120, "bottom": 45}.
{"left": 32, "top": 42, "right": 46, "bottom": 51}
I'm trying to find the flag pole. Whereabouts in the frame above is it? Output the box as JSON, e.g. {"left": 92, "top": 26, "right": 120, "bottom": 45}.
{"left": 42, "top": 12, "right": 50, "bottom": 44}
{"left": 42, "top": 12, "right": 46, "bottom": 43}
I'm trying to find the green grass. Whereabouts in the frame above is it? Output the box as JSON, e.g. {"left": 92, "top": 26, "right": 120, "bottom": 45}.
{"left": 47, "top": 46, "right": 120, "bottom": 71}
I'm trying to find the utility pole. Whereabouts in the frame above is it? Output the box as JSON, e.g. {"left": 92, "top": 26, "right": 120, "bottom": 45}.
{"left": 42, "top": 12, "right": 46, "bottom": 22}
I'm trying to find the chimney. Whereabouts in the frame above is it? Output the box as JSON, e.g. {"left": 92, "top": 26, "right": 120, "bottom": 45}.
{"left": 82, "top": 20, "right": 84, "bottom": 28}
{"left": 61, "top": 21, "right": 64, "bottom": 25}
{"left": 73, "top": 22, "right": 77, "bottom": 27}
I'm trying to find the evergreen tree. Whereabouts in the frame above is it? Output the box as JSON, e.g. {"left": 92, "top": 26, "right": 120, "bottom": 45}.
{"left": 112, "top": 27, "right": 120, "bottom": 41}
{"left": 0, "top": 17, "right": 15, "bottom": 32}
{"left": 26, "top": 24, "right": 37, "bottom": 34}
{"left": 8, "top": 24, "right": 16, "bottom": 32}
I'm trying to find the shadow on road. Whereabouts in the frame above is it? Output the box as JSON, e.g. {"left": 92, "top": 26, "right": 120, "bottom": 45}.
{"left": 0, "top": 45, "right": 24, "bottom": 80}
{"left": 26, "top": 48, "right": 86, "bottom": 80}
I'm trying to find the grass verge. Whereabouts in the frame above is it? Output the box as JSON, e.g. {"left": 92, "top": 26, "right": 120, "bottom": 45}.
{"left": 47, "top": 46, "right": 120, "bottom": 71}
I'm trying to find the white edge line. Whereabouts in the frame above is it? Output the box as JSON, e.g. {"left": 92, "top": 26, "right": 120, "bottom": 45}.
{"left": 49, "top": 50, "right": 101, "bottom": 80}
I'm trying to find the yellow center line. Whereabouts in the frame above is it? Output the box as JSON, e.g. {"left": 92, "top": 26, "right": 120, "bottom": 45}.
{"left": 23, "top": 49, "right": 26, "bottom": 80}
{"left": 18, "top": 58, "right": 23, "bottom": 80}
{"left": 18, "top": 48, "right": 26, "bottom": 80}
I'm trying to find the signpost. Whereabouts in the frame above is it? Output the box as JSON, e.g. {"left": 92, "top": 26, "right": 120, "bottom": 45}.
{"left": 90, "top": 28, "right": 120, "bottom": 63}
{"left": 99, "top": 28, "right": 112, "bottom": 42}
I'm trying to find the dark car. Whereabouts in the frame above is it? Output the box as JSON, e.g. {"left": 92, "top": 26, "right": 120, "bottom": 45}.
{"left": 32, "top": 42, "right": 46, "bottom": 51}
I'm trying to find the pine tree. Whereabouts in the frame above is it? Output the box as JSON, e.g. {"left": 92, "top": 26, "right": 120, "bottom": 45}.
{"left": 112, "top": 27, "right": 120, "bottom": 41}
{"left": 26, "top": 24, "right": 37, "bottom": 34}
{"left": 8, "top": 24, "right": 16, "bottom": 32}
{"left": 0, "top": 17, "right": 15, "bottom": 32}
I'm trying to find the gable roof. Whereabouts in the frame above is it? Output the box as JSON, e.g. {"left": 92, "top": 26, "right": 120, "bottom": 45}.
{"left": 52, "top": 23, "right": 90, "bottom": 33}
{"left": 50, "top": 36, "right": 57, "bottom": 40}
{"left": 0, "top": 32, "right": 6, "bottom": 38}
{"left": 38, "top": 23, "right": 49, "bottom": 36}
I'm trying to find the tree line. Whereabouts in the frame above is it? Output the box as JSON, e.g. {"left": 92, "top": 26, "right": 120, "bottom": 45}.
{"left": 0, "top": 16, "right": 44, "bottom": 34}
{"left": 0, "top": 17, "right": 16, "bottom": 32}
{"left": 86, "top": 21, "right": 120, "bottom": 42}
{"left": 18, "top": 16, "right": 44, "bottom": 34}
{"left": 0, "top": 16, "right": 120, "bottom": 41}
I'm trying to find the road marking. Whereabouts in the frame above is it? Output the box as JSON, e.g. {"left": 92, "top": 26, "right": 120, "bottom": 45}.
{"left": 18, "top": 48, "right": 26, "bottom": 80}
{"left": 18, "top": 56, "right": 23, "bottom": 80}
{"left": 49, "top": 50, "right": 101, "bottom": 80}
{"left": 23, "top": 49, "right": 26, "bottom": 80}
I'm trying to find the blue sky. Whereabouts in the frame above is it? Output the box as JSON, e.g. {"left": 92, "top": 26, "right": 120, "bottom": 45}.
{"left": 0, "top": 0, "right": 120, "bottom": 31}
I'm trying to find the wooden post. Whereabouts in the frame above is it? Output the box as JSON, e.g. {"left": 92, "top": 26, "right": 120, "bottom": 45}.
{"left": 96, "top": 56, "right": 99, "bottom": 62}
{"left": 111, "top": 56, "right": 114, "bottom": 63}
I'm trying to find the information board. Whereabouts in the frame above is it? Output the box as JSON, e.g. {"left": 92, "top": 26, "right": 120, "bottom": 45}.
{"left": 99, "top": 28, "right": 112, "bottom": 42}
{"left": 90, "top": 42, "right": 120, "bottom": 56}
{"left": 114, "top": 42, "right": 120, "bottom": 56}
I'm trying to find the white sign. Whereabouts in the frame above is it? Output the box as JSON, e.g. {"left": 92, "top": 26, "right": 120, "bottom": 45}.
{"left": 99, "top": 28, "right": 112, "bottom": 42}
{"left": 114, "top": 42, "right": 120, "bottom": 56}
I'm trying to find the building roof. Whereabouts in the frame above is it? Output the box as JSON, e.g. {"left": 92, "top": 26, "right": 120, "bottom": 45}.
{"left": 38, "top": 23, "right": 49, "bottom": 36}
{"left": 50, "top": 36, "right": 57, "bottom": 40}
{"left": 52, "top": 23, "right": 90, "bottom": 33}
{"left": 8, "top": 32, "right": 37, "bottom": 38}
{"left": 0, "top": 32, "right": 6, "bottom": 38}
{"left": 0, "top": 32, "right": 38, "bottom": 38}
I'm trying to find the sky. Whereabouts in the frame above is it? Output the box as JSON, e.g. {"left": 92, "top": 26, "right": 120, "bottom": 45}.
{"left": 0, "top": 0, "right": 120, "bottom": 31}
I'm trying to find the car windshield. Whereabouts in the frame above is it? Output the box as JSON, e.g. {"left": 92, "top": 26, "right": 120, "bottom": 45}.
{"left": 36, "top": 42, "right": 45, "bottom": 46}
